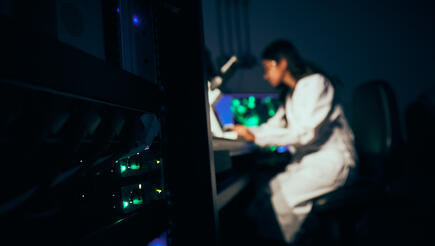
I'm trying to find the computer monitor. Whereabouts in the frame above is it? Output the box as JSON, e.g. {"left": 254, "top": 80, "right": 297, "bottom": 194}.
{"left": 213, "top": 93, "right": 290, "bottom": 153}
{"left": 214, "top": 93, "right": 280, "bottom": 127}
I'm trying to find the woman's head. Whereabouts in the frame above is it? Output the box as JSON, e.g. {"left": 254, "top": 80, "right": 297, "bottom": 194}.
{"left": 261, "top": 40, "right": 308, "bottom": 87}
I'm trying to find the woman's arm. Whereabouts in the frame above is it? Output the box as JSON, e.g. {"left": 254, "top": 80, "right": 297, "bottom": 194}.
{"left": 253, "top": 74, "right": 334, "bottom": 147}
{"left": 232, "top": 103, "right": 286, "bottom": 141}
{"left": 232, "top": 124, "right": 256, "bottom": 141}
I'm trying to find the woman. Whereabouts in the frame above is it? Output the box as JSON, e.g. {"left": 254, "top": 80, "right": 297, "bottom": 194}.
{"left": 232, "top": 40, "right": 357, "bottom": 244}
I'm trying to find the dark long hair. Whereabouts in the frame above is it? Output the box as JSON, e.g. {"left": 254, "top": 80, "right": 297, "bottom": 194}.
{"left": 261, "top": 40, "right": 330, "bottom": 105}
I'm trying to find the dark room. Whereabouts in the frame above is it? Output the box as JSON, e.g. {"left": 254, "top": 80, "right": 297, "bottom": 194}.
{"left": 1, "top": 0, "right": 434, "bottom": 245}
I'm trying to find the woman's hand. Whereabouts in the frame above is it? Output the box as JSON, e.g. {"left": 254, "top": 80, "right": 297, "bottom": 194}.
{"left": 231, "top": 124, "right": 256, "bottom": 142}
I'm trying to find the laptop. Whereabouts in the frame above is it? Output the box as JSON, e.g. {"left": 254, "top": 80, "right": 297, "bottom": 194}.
{"left": 210, "top": 95, "right": 238, "bottom": 140}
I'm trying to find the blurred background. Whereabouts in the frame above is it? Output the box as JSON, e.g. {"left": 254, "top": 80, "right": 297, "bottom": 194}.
{"left": 202, "top": 0, "right": 435, "bottom": 136}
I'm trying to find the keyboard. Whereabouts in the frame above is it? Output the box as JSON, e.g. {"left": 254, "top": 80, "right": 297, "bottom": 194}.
{"left": 212, "top": 137, "right": 257, "bottom": 156}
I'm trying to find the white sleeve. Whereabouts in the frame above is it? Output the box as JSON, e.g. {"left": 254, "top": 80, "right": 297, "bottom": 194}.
{"left": 253, "top": 74, "right": 334, "bottom": 147}
{"left": 248, "top": 106, "right": 286, "bottom": 135}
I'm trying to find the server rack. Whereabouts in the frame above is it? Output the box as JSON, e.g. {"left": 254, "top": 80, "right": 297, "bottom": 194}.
{"left": 0, "top": 0, "right": 217, "bottom": 245}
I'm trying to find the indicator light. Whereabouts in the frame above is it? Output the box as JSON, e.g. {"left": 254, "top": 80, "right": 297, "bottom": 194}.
{"left": 121, "top": 165, "right": 127, "bottom": 173}
{"left": 132, "top": 16, "right": 140, "bottom": 25}
{"left": 130, "top": 163, "right": 141, "bottom": 170}
{"left": 133, "top": 199, "right": 143, "bottom": 205}
{"left": 114, "top": 218, "right": 125, "bottom": 225}
{"left": 277, "top": 146, "right": 288, "bottom": 153}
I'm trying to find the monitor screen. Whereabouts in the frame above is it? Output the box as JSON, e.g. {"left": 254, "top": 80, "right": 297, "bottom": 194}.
{"left": 213, "top": 93, "right": 290, "bottom": 153}
{"left": 214, "top": 93, "right": 281, "bottom": 128}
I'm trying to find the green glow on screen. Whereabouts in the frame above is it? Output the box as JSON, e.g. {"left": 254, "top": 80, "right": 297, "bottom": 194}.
{"left": 247, "top": 96, "right": 256, "bottom": 109}
{"left": 232, "top": 96, "right": 279, "bottom": 127}
{"left": 123, "top": 201, "right": 129, "bottom": 208}
{"left": 232, "top": 99, "right": 241, "bottom": 106}
{"left": 241, "top": 115, "right": 260, "bottom": 127}
{"left": 236, "top": 105, "right": 247, "bottom": 114}
{"left": 120, "top": 165, "right": 127, "bottom": 173}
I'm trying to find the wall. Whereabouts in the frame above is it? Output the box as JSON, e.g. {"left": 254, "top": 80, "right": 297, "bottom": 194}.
{"left": 202, "top": 0, "right": 435, "bottom": 138}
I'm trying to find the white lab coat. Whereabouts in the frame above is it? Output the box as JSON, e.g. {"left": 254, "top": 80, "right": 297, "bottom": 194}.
{"left": 249, "top": 73, "right": 357, "bottom": 243}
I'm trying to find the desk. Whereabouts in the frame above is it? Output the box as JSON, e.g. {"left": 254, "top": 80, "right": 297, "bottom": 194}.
{"left": 212, "top": 138, "right": 257, "bottom": 156}
{"left": 212, "top": 138, "right": 257, "bottom": 211}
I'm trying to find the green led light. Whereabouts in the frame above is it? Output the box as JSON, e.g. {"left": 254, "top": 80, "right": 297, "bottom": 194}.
{"left": 130, "top": 163, "right": 140, "bottom": 170}
{"left": 155, "top": 189, "right": 162, "bottom": 194}
{"left": 133, "top": 198, "right": 143, "bottom": 205}
{"left": 114, "top": 218, "right": 125, "bottom": 225}
{"left": 115, "top": 160, "right": 119, "bottom": 163}
{"left": 123, "top": 201, "right": 129, "bottom": 208}
{"left": 120, "top": 165, "right": 127, "bottom": 173}
{"left": 268, "top": 109, "right": 276, "bottom": 117}
{"left": 156, "top": 160, "right": 161, "bottom": 164}
{"left": 270, "top": 146, "right": 277, "bottom": 152}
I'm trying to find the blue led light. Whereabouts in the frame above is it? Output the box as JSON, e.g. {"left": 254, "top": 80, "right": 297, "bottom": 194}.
{"left": 277, "top": 146, "right": 288, "bottom": 153}
{"left": 132, "top": 15, "right": 140, "bottom": 25}
{"left": 147, "top": 232, "right": 167, "bottom": 246}
{"left": 117, "top": 7, "right": 120, "bottom": 13}
{"left": 148, "top": 238, "right": 166, "bottom": 246}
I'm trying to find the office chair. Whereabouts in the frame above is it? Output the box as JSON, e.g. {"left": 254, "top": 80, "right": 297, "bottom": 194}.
{"left": 297, "top": 80, "right": 404, "bottom": 245}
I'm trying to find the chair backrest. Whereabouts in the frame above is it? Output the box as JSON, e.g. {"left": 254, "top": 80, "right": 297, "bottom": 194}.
{"left": 351, "top": 80, "right": 402, "bottom": 184}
